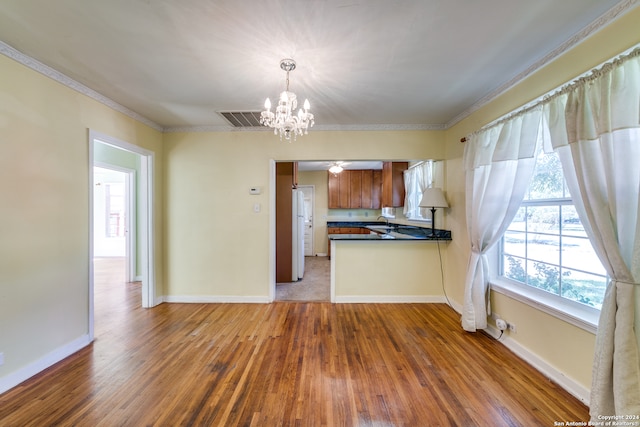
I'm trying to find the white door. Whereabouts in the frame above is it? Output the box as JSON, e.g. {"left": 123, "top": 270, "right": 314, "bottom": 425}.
{"left": 299, "top": 185, "right": 314, "bottom": 256}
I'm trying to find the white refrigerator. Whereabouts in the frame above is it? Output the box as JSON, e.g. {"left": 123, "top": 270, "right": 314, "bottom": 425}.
{"left": 292, "top": 189, "right": 305, "bottom": 280}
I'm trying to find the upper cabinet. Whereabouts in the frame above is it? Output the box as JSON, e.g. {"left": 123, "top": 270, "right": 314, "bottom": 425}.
{"left": 328, "top": 169, "right": 382, "bottom": 209}
{"left": 381, "top": 162, "right": 408, "bottom": 207}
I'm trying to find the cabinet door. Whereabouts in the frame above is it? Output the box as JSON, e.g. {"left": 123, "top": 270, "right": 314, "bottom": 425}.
{"left": 349, "top": 170, "right": 362, "bottom": 208}
{"left": 338, "top": 170, "right": 350, "bottom": 208}
{"left": 328, "top": 172, "right": 340, "bottom": 208}
{"left": 381, "top": 162, "right": 408, "bottom": 207}
{"left": 361, "top": 170, "right": 373, "bottom": 209}
{"left": 371, "top": 170, "right": 382, "bottom": 209}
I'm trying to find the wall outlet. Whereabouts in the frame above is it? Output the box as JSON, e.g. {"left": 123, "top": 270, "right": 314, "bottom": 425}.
{"left": 508, "top": 322, "right": 517, "bottom": 333}
{"left": 496, "top": 318, "right": 507, "bottom": 331}
{"left": 0, "top": 352, "right": 4, "bottom": 366}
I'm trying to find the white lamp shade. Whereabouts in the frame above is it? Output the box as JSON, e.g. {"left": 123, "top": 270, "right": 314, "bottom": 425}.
{"left": 419, "top": 188, "right": 449, "bottom": 208}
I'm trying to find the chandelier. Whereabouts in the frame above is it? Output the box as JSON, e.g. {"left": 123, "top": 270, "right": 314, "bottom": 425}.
{"left": 260, "top": 59, "right": 314, "bottom": 142}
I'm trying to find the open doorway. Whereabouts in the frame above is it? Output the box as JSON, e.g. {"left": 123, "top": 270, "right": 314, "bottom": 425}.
{"left": 93, "top": 165, "right": 135, "bottom": 281}
{"left": 88, "top": 130, "right": 156, "bottom": 341}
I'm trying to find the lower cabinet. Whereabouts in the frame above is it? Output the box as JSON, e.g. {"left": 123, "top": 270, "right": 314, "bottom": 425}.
{"left": 327, "top": 227, "right": 371, "bottom": 258}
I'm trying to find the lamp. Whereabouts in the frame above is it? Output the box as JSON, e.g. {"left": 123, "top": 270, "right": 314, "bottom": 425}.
{"left": 260, "top": 59, "right": 314, "bottom": 142}
{"left": 419, "top": 188, "right": 449, "bottom": 236}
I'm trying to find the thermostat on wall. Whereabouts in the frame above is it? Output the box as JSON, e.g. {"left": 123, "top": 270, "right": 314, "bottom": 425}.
{"left": 249, "top": 187, "right": 262, "bottom": 195}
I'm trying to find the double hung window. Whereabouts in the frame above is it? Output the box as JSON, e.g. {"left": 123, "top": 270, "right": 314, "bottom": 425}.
{"left": 500, "top": 146, "right": 607, "bottom": 310}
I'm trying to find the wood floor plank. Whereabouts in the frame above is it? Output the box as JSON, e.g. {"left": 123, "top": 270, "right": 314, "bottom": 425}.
{"left": 0, "top": 258, "right": 589, "bottom": 426}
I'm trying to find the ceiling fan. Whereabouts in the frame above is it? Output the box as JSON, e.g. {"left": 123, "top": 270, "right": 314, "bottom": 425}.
{"left": 329, "top": 161, "right": 350, "bottom": 175}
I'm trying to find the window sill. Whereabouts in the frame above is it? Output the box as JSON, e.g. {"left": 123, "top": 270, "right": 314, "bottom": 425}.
{"left": 490, "top": 277, "right": 600, "bottom": 334}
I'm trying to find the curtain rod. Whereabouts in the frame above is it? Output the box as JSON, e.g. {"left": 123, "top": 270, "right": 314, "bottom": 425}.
{"left": 459, "top": 42, "right": 640, "bottom": 143}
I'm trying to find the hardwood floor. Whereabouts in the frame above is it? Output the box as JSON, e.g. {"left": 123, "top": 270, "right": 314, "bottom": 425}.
{"left": 0, "top": 258, "right": 588, "bottom": 426}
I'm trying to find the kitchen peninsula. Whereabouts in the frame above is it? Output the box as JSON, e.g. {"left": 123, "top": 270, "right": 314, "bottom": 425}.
{"left": 327, "top": 221, "right": 452, "bottom": 303}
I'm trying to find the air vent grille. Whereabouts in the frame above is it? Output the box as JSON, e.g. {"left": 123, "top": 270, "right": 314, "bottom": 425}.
{"left": 219, "top": 111, "right": 263, "bottom": 127}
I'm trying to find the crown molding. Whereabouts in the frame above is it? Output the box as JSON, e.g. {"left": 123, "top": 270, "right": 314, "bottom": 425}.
{"left": 163, "top": 123, "right": 446, "bottom": 133}
{"left": 445, "top": 0, "right": 640, "bottom": 129}
{"left": 0, "top": 41, "right": 163, "bottom": 132}
{"left": 2, "top": 0, "right": 636, "bottom": 135}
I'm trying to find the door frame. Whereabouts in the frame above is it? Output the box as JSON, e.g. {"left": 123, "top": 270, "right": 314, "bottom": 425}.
{"left": 298, "top": 185, "right": 315, "bottom": 257}
{"left": 88, "top": 130, "right": 157, "bottom": 341}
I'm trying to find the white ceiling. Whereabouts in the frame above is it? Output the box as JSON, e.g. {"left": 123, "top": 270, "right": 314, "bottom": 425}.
{"left": 0, "top": 0, "right": 634, "bottom": 131}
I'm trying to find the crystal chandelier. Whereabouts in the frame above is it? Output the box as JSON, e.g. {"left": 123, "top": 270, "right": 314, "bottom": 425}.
{"left": 260, "top": 59, "right": 314, "bottom": 142}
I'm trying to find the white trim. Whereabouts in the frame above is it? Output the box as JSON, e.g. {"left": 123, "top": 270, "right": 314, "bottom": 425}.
{"left": 446, "top": 302, "right": 591, "bottom": 405}
{"left": 89, "top": 130, "right": 158, "bottom": 323}
{"left": 269, "top": 160, "right": 277, "bottom": 302}
{"left": 163, "top": 123, "right": 447, "bottom": 133}
{"left": 330, "top": 242, "right": 336, "bottom": 303}
{"left": 482, "top": 324, "right": 591, "bottom": 404}
{"left": 163, "top": 296, "right": 270, "bottom": 304}
{"left": 490, "top": 278, "right": 599, "bottom": 334}
{"left": 334, "top": 296, "right": 448, "bottom": 303}
{"left": 445, "top": 0, "right": 640, "bottom": 129}
{"left": 0, "top": 41, "right": 162, "bottom": 132}
{"left": 0, "top": 335, "right": 91, "bottom": 395}
{"left": 1, "top": 0, "right": 636, "bottom": 134}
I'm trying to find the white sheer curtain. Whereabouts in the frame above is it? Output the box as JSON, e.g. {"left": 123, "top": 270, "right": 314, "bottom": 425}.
{"left": 544, "top": 48, "right": 640, "bottom": 419}
{"left": 461, "top": 107, "right": 543, "bottom": 331}
{"left": 403, "top": 161, "right": 432, "bottom": 218}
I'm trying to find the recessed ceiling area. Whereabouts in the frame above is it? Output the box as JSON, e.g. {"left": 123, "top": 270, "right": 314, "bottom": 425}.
{"left": 0, "top": 1, "right": 633, "bottom": 131}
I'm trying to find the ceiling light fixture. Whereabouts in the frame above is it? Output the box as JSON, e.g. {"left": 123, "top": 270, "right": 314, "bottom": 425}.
{"left": 329, "top": 163, "right": 344, "bottom": 175}
{"left": 260, "top": 59, "right": 314, "bottom": 142}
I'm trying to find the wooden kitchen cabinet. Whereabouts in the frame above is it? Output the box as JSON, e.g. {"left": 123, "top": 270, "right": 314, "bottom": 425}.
{"left": 327, "top": 226, "right": 371, "bottom": 258}
{"left": 339, "top": 171, "right": 350, "bottom": 208}
{"left": 328, "top": 169, "right": 383, "bottom": 209}
{"left": 328, "top": 171, "right": 352, "bottom": 209}
{"left": 381, "top": 162, "right": 408, "bottom": 207}
{"left": 349, "top": 170, "right": 362, "bottom": 208}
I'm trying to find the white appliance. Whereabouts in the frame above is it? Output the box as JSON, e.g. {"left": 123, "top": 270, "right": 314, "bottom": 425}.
{"left": 292, "top": 189, "right": 305, "bottom": 280}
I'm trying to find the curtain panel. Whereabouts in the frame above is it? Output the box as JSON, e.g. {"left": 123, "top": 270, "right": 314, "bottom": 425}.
{"left": 461, "top": 107, "right": 543, "bottom": 331}
{"left": 543, "top": 48, "right": 640, "bottom": 420}
{"left": 403, "top": 161, "right": 433, "bottom": 218}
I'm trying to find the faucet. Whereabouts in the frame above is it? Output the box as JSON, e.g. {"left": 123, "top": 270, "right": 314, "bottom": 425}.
{"left": 377, "top": 215, "right": 389, "bottom": 227}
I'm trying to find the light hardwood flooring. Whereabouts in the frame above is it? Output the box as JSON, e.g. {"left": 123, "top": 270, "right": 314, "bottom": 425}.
{"left": 0, "top": 257, "right": 589, "bottom": 426}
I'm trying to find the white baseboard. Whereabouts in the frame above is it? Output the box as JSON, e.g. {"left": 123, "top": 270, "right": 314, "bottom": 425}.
{"left": 0, "top": 334, "right": 92, "bottom": 395}
{"left": 335, "top": 295, "right": 448, "bottom": 303}
{"left": 446, "top": 303, "right": 590, "bottom": 405}
{"left": 163, "top": 295, "right": 271, "bottom": 303}
{"left": 489, "top": 325, "right": 590, "bottom": 404}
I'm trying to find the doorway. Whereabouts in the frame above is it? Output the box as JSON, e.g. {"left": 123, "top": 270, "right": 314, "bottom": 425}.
{"left": 89, "top": 130, "right": 156, "bottom": 341}
{"left": 298, "top": 185, "right": 314, "bottom": 257}
{"left": 93, "top": 165, "right": 136, "bottom": 281}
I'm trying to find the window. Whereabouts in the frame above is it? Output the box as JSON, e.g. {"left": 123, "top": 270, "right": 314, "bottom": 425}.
{"left": 404, "top": 161, "right": 434, "bottom": 221}
{"left": 500, "top": 147, "right": 608, "bottom": 310}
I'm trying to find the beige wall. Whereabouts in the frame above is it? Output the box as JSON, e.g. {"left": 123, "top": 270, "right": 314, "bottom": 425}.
{"left": 443, "top": 6, "right": 640, "bottom": 393}
{"left": 333, "top": 240, "right": 448, "bottom": 301}
{"left": 162, "top": 130, "right": 444, "bottom": 299}
{"left": 0, "top": 53, "right": 163, "bottom": 385}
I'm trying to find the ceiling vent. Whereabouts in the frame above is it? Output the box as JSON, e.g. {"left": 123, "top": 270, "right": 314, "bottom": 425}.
{"left": 218, "top": 111, "right": 263, "bottom": 127}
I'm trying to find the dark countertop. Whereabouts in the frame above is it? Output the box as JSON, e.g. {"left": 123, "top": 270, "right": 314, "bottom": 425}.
{"left": 327, "top": 221, "right": 452, "bottom": 241}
